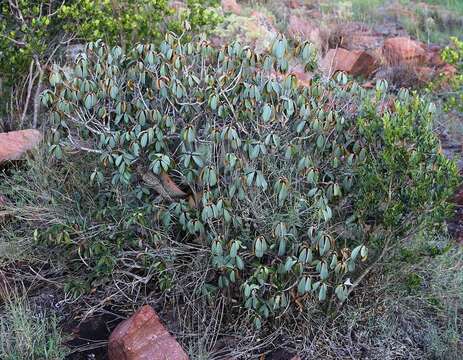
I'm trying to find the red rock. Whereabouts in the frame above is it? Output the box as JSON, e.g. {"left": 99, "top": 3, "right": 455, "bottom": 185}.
{"left": 288, "top": 15, "right": 327, "bottom": 53}
{"left": 320, "top": 48, "right": 377, "bottom": 77}
{"left": 287, "top": 0, "right": 301, "bottom": 9}
{"left": 108, "top": 305, "right": 189, "bottom": 360}
{"left": 415, "top": 66, "right": 435, "bottom": 83}
{"left": 439, "top": 63, "right": 457, "bottom": 77}
{"left": 289, "top": 64, "right": 313, "bottom": 88}
{"left": 382, "top": 37, "right": 427, "bottom": 65}
{"left": 425, "top": 45, "right": 445, "bottom": 67}
{"left": 221, "top": 0, "right": 241, "bottom": 15}
{"left": 334, "top": 22, "right": 384, "bottom": 51}
{"left": 0, "top": 129, "right": 42, "bottom": 163}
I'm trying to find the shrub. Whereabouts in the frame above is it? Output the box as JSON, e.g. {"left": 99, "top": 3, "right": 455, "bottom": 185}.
{"left": 0, "top": 0, "right": 221, "bottom": 129}
{"left": 58, "top": 0, "right": 221, "bottom": 46}
{"left": 440, "top": 36, "right": 463, "bottom": 112}
{"left": 41, "top": 35, "right": 458, "bottom": 326}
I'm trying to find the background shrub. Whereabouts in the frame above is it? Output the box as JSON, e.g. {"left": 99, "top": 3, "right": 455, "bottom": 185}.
{"left": 41, "top": 36, "right": 458, "bottom": 326}
{"left": 0, "top": 0, "right": 221, "bottom": 130}
{"left": 440, "top": 36, "right": 463, "bottom": 112}
{"left": 58, "top": 0, "right": 221, "bottom": 46}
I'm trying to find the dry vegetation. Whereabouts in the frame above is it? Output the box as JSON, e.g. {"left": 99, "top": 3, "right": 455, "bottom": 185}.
{"left": 1, "top": 1, "right": 463, "bottom": 359}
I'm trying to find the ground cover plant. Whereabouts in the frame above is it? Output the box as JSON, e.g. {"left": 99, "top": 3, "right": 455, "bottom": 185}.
{"left": 37, "top": 34, "right": 458, "bottom": 326}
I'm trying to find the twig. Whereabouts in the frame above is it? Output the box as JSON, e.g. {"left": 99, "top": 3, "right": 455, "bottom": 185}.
{"left": 20, "top": 59, "right": 37, "bottom": 127}
{"left": 32, "top": 57, "right": 44, "bottom": 128}
{"left": 347, "top": 235, "right": 392, "bottom": 297}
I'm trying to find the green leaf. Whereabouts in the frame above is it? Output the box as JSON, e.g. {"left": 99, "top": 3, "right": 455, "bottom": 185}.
{"left": 230, "top": 241, "right": 239, "bottom": 258}
{"left": 236, "top": 256, "right": 244, "bottom": 270}
{"left": 316, "top": 134, "right": 324, "bottom": 149}
{"left": 273, "top": 39, "right": 286, "bottom": 59}
{"left": 262, "top": 103, "right": 272, "bottom": 122}
{"left": 319, "top": 262, "right": 328, "bottom": 281}
{"left": 244, "top": 284, "right": 251, "bottom": 298}
{"left": 210, "top": 95, "right": 218, "bottom": 111}
{"left": 110, "top": 86, "right": 119, "bottom": 99}
{"left": 140, "top": 133, "right": 148, "bottom": 148}
{"left": 255, "top": 237, "right": 267, "bottom": 258}
{"left": 278, "top": 237, "right": 286, "bottom": 256}
{"left": 351, "top": 245, "right": 362, "bottom": 261}
{"left": 318, "top": 283, "right": 327, "bottom": 301}
{"left": 297, "top": 277, "right": 306, "bottom": 295}
{"left": 335, "top": 285, "right": 347, "bottom": 302}
{"left": 84, "top": 93, "right": 96, "bottom": 109}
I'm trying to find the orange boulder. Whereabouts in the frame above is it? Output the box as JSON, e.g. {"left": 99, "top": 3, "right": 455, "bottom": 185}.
{"left": 382, "top": 37, "right": 427, "bottom": 65}
{"left": 0, "top": 129, "right": 42, "bottom": 163}
{"left": 108, "top": 305, "right": 189, "bottom": 360}
{"left": 320, "top": 48, "right": 377, "bottom": 77}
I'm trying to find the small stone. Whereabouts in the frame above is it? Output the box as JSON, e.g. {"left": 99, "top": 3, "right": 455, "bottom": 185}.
{"left": 221, "top": 0, "right": 241, "bottom": 15}
{"left": 287, "top": 0, "right": 301, "bottom": 9}
{"left": 289, "top": 64, "right": 313, "bottom": 88}
{"left": 108, "top": 305, "right": 189, "bottom": 360}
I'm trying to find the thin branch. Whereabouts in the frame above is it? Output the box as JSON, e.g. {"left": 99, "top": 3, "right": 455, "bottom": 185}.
{"left": 0, "top": 34, "right": 26, "bottom": 47}
{"left": 20, "top": 60, "right": 37, "bottom": 128}
{"left": 32, "top": 57, "right": 44, "bottom": 128}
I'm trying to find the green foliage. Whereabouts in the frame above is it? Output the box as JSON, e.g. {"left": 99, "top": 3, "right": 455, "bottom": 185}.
{"left": 440, "top": 36, "right": 463, "bottom": 112}
{"left": 42, "top": 35, "right": 458, "bottom": 325}
{"left": 356, "top": 85, "right": 458, "bottom": 231}
{"left": 0, "top": 154, "right": 173, "bottom": 301}
{"left": 406, "top": 273, "right": 422, "bottom": 292}
{"left": 0, "top": 1, "right": 59, "bottom": 87}
{"left": 58, "top": 0, "right": 221, "bottom": 45}
{"left": 0, "top": 0, "right": 221, "bottom": 124}
{"left": 0, "top": 293, "right": 68, "bottom": 360}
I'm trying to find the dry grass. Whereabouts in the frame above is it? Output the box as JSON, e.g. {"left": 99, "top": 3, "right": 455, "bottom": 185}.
{"left": 0, "top": 284, "right": 69, "bottom": 360}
